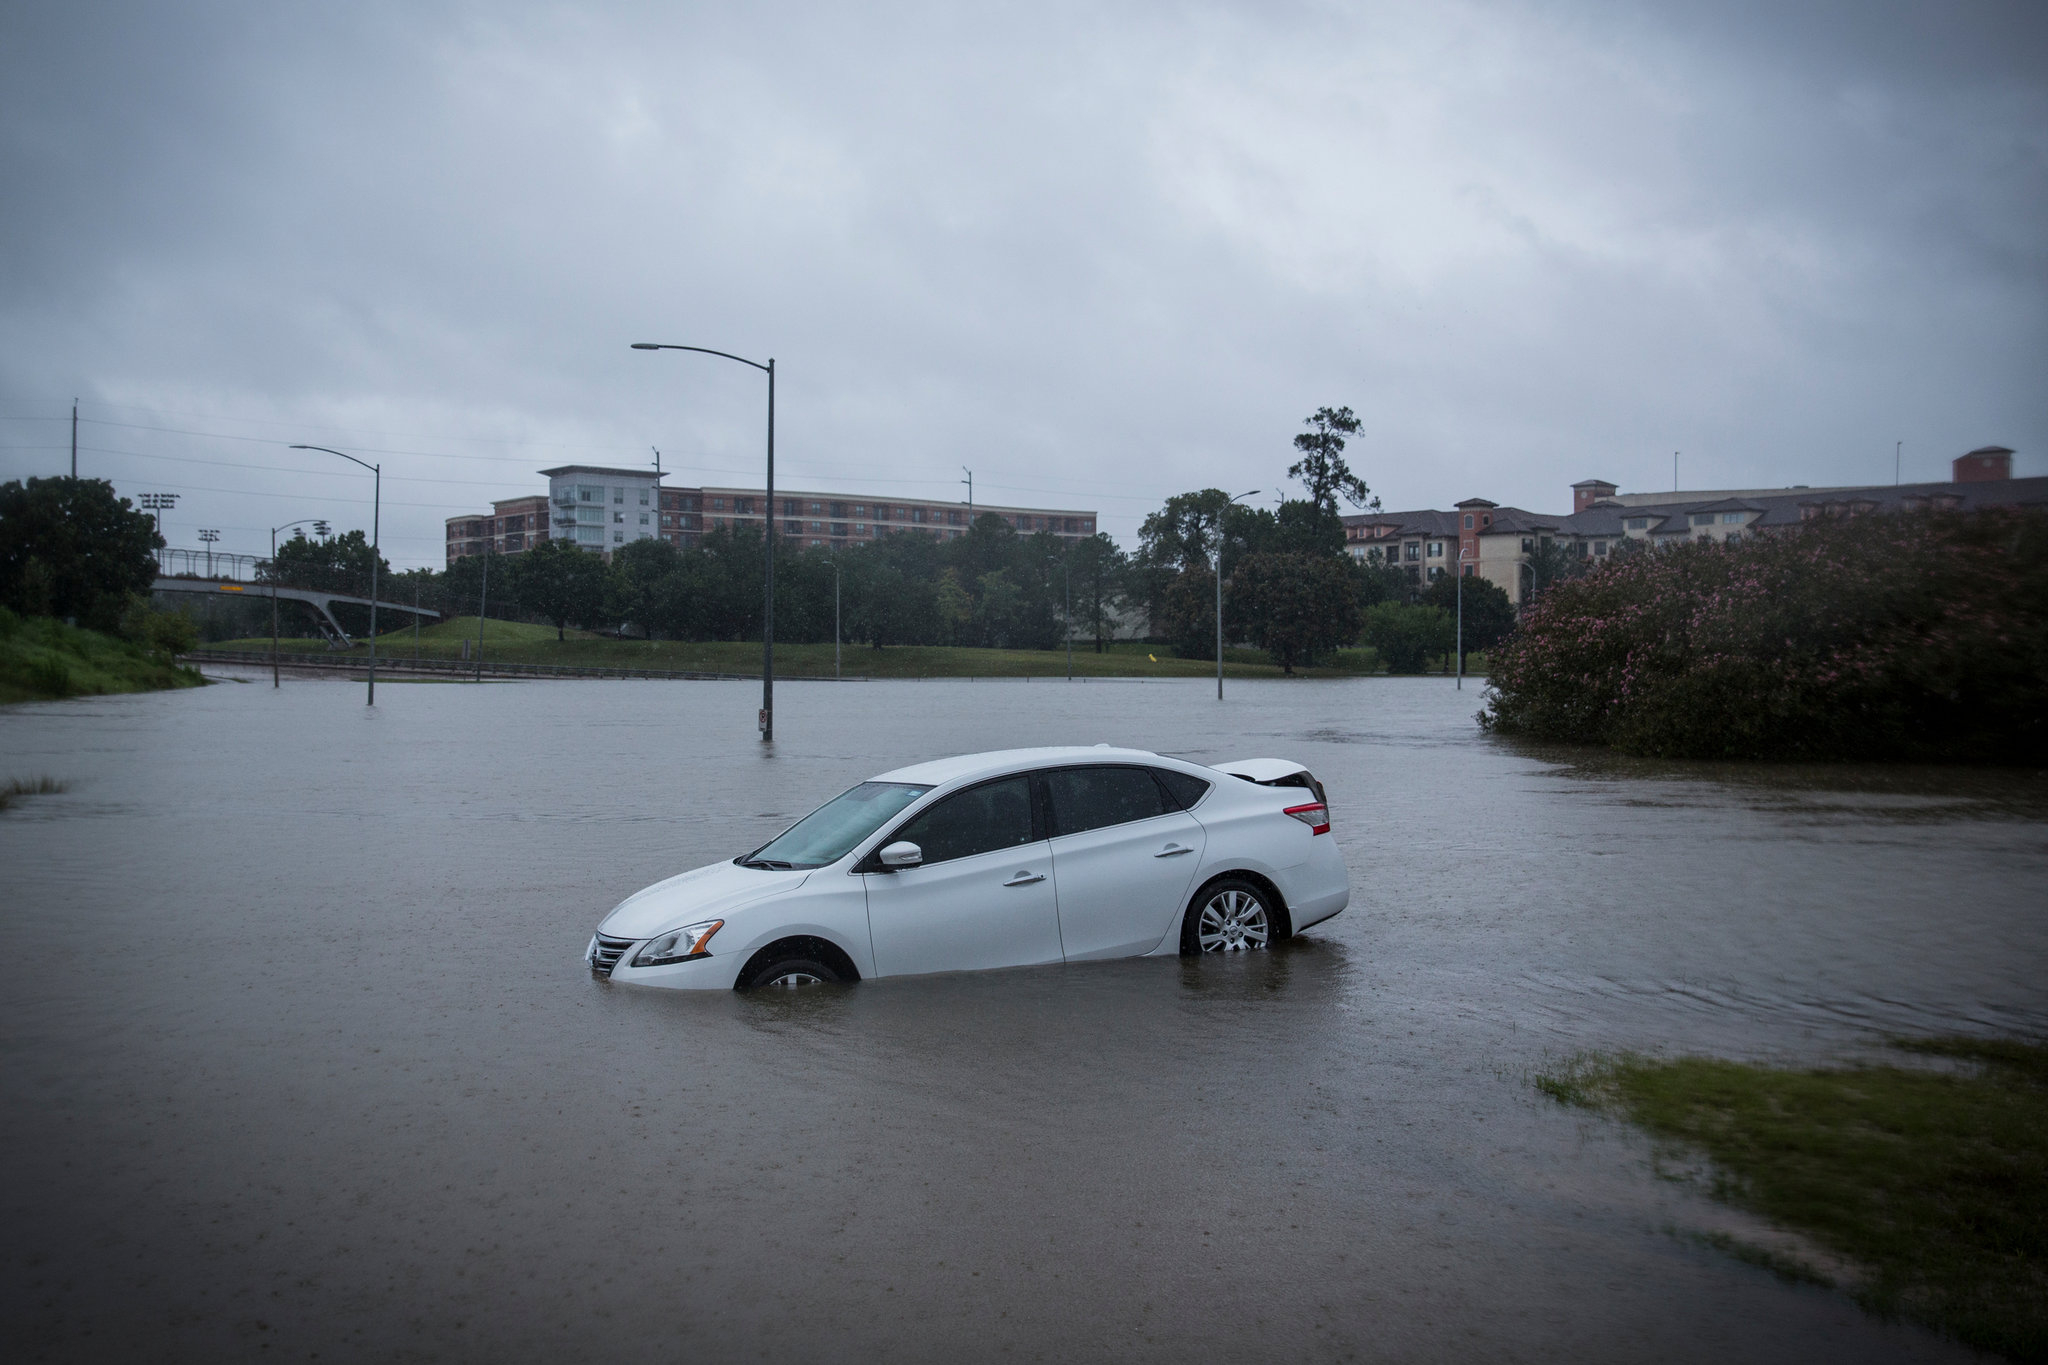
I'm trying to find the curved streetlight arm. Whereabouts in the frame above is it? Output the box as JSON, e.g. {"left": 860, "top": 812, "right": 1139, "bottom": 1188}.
{"left": 290, "top": 444, "right": 381, "bottom": 706}
{"left": 630, "top": 342, "right": 770, "bottom": 374}
{"left": 290, "top": 443, "right": 379, "bottom": 474}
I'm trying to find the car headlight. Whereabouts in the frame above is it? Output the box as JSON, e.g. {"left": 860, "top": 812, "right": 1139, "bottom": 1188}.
{"left": 631, "top": 919, "right": 725, "bottom": 967}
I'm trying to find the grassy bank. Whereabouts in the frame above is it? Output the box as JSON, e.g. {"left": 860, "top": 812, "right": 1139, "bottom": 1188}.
{"left": 198, "top": 618, "right": 1489, "bottom": 679}
{"left": 1538, "top": 1039, "right": 2047, "bottom": 1360}
{"left": 0, "top": 610, "right": 206, "bottom": 703}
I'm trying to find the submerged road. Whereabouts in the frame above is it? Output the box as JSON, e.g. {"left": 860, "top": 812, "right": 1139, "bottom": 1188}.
{"left": 2, "top": 678, "right": 2041, "bottom": 1361}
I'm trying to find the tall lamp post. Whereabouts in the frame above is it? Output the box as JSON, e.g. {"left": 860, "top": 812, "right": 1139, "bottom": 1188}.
{"left": 1213, "top": 489, "right": 1259, "bottom": 700}
{"left": 632, "top": 343, "right": 777, "bottom": 741}
{"left": 831, "top": 555, "right": 841, "bottom": 682}
{"left": 269, "top": 517, "right": 329, "bottom": 688}
{"left": 291, "top": 445, "right": 382, "bottom": 706}
{"left": 1456, "top": 546, "right": 1473, "bottom": 691}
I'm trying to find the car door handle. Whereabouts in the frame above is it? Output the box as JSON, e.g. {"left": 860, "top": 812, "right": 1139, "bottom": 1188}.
{"left": 1154, "top": 844, "right": 1194, "bottom": 857}
{"left": 1003, "top": 871, "right": 1046, "bottom": 886}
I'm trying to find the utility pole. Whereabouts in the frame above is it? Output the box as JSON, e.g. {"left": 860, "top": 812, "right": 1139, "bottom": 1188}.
{"left": 961, "top": 467, "right": 973, "bottom": 518}
{"left": 832, "top": 556, "right": 841, "bottom": 681}
{"left": 1674, "top": 451, "right": 1679, "bottom": 493}
{"left": 1214, "top": 489, "right": 1260, "bottom": 701}
{"left": 70, "top": 400, "right": 77, "bottom": 477}
{"left": 1896, "top": 441, "right": 1902, "bottom": 486}
{"left": 1064, "top": 560, "right": 1072, "bottom": 681}
{"left": 474, "top": 551, "right": 489, "bottom": 683}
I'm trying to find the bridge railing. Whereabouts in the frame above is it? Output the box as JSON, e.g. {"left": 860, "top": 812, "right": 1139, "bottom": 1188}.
{"left": 156, "top": 547, "right": 267, "bottom": 582}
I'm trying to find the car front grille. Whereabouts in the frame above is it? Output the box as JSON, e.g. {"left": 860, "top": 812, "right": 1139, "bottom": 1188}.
{"left": 588, "top": 934, "right": 634, "bottom": 979}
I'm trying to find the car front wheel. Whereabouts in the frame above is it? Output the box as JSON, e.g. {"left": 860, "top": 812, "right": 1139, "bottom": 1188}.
{"left": 1182, "top": 877, "right": 1274, "bottom": 954}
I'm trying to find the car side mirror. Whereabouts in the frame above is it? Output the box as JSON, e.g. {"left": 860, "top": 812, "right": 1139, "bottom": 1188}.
{"left": 878, "top": 841, "right": 923, "bottom": 870}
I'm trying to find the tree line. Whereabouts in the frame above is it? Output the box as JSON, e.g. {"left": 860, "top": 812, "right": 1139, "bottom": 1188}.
{"left": 266, "top": 405, "right": 1521, "bottom": 670}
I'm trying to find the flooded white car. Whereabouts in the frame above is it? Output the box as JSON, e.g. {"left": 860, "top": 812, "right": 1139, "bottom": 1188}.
{"left": 587, "top": 746, "right": 1350, "bottom": 988}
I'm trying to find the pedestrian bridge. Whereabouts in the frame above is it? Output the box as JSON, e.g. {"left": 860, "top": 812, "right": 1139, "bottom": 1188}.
{"left": 152, "top": 574, "right": 439, "bottom": 645}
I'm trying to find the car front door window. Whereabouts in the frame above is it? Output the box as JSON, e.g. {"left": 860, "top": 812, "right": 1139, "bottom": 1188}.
{"left": 862, "top": 777, "right": 1060, "bottom": 977}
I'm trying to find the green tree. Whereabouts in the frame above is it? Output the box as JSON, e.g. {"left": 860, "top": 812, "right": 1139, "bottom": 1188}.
{"left": 1289, "top": 407, "right": 1378, "bottom": 514}
{"left": 1520, "top": 537, "right": 1587, "bottom": 606}
{"left": 1424, "top": 571, "right": 1516, "bottom": 663}
{"left": 510, "top": 540, "right": 609, "bottom": 639}
{"left": 1063, "top": 533, "right": 1127, "bottom": 652}
{"left": 264, "top": 528, "right": 389, "bottom": 598}
{"left": 1363, "top": 602, "right": 1453, "bottom": 674}
{"left": 0, "top": 476, "right": 162, "bottom": 630}
{"left": 1158, "top": 564, "right": 1217, "bottom": 659}
{"left": 607, "top": 537, "right": 681, "bottom": 638}
{"left": 1229, "top": 551, "right": 1363, "bottom": 673}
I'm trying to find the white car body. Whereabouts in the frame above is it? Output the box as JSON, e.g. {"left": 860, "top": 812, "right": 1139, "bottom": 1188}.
{"left": 587, "top": 746, "right": 1349, "bottom": 989}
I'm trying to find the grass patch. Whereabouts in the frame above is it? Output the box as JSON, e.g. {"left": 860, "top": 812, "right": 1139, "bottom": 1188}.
{"left": 197, "top": 632, "right": 1394, "bottom": 679}
{"left": 1536, "top": 1040, "right": 2048, "bottom": 1360}
{"left": 0, "top": 609, "right": 206, "bottom": 703}
{"left": 0, "top": 776, "right": 67, "bottom": 813}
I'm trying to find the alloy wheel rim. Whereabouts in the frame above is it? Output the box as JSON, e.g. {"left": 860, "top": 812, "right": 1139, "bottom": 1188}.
{"left": 764, "top": 970, "right": 825, "bottom": 987}
{"left": 1196, "top": 889, "right": 1269, "bottom": 952}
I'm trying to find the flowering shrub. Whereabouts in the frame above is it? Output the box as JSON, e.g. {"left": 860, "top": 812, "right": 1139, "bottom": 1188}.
{"left": 1481, "top": 509, "right": 2048, "bottom": 762}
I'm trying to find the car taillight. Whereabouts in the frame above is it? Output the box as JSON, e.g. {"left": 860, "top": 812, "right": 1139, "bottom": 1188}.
{"left": 1283, "top": 801, "right": 1330, "bottom": 835}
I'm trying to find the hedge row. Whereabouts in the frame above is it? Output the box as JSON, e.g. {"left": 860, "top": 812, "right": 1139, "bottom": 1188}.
{"left": 1480, "top": 509, "right": 2048, "bottom": 763}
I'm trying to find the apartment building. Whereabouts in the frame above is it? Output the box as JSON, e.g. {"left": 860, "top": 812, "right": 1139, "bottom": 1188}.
{"left": 1345, "top": 447, "right": 2039, "bottom": 607}
{"left": 446, "top": 466, "right": 1098, "bottom": 566}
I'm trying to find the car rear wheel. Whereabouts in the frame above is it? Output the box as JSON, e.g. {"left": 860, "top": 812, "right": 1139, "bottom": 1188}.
{"left": 1183, "top": 877, "right": 1273, "bottom": 953}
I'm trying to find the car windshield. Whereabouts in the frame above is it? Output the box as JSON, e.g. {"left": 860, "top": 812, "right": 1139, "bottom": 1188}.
{"left": 741, "top": 781, "right": 933, "bottom": 869}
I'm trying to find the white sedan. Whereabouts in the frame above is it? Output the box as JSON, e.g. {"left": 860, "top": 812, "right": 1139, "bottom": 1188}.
{"left": 586, "top": 746, "right": 1349, "bottom": 989}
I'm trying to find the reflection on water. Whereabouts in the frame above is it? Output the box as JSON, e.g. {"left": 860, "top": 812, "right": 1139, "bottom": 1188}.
{"left": 1, "top": 676, "right": 2034, "bottom": 1362}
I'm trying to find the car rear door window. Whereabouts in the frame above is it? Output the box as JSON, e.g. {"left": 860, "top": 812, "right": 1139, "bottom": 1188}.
{"left": 889, "top": 777, "right": 1036, "bottom": 865}
{"left": 1152, "top": 768, "right": 1212, "bottom": 811}
{"left": 1045, "top": 766, "right": 1171, "bottom": 837}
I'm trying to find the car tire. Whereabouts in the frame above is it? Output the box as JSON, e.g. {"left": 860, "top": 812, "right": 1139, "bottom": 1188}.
{"left": 736, "top": 939, "right": 846, "bottom": 990}
{"left": 1181, "top": 876, "right": 1276, "bottom": 954}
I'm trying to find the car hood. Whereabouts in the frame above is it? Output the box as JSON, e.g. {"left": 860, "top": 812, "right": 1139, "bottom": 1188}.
{"left": 597, "top": 860, "right": 813, "bottom": 940}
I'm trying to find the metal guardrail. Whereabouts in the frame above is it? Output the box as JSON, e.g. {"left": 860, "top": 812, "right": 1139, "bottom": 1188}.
{"left": 185, "top": 649, "right": 865, "bottom": 683}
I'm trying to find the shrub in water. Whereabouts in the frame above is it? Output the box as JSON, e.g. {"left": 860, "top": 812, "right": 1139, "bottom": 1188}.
{"left": 1481, "top": 508, "right": 2048, "bottom": 763}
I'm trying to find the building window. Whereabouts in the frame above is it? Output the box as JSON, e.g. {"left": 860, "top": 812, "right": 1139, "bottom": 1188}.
{"left": 1463, "top": 514, "right": 1474, "bottom": 529}
{"left": 614, "top": 530, "right": 624, "bottom": 542}
{"left": 1594, "top": 541, "right": 1607, "bottom": 556}
{"left": 576, "top": 526, "right": 603, "bottom": 544}
{"left": 1461, "top": 563, "right": 1473, "bottom": 576}
{"left": 785, "top": 519, "right": 802, "bottom": 535}
{"left": 785, "top": 499, "right": 801, "bottom": 516}
{"left": 578, "top": 484, "right": 602, "bottom": 502}
{"left": 913, "top": 507, "right": 926, "bottom": 523}
{"left": 832, "top": 522, "right": 848, "bottom": 537}
{"left": 1521, "top": 538, "right": 1533, "bottom": 552}
{"left": 1692, "top": 512, "right": 1714, "bottom": 526}
{"left": 1404, "top": 543, "right": 1420, "bottom": 562}
{"left": 1627, "top": 517, "right": 1647, "bottom": 530}
{"left": 830, "top": 502, "right": 848, "bottom": 518}
{"left": 1722, "top": 512, "right": 1745, "bottom": 524}
{"left": 638, "top": 513, "right": 649, "bottom": 525}
{"left": 735, "top": 498, "right": 754, "bottom": 515}
{"left": 614, "top": 488, "right": 625, "bottom": 504}
{"left": 613, "top": 511, "right": 624, "bottom": 523}
{"left": 1428, "top": 541, "right": 1443, "bottom": 558}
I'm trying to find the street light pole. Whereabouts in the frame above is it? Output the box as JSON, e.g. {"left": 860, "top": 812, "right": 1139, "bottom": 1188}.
{"left": 1456, "top": 547, "right": 1472, "bottom": 691}
{"left": 833, "top": 556, "right": 841, "bottom": 682}
{"left": 632, "top": 343, "right": 777, "bottom": 741}
{"left": 1215, "top": 489, "right": 1260, "bottom": 701}
{"left": 1064, "top": 560, "right": 1072, "bottom": 681}
{"left": 269, "top": 517, "right": 329, "bottom": 689}
{"left": 474, "top": 550, "right": 489, "bottom": 683}
{"left": 291, "top": 446, "right": 381, "bottom": 706}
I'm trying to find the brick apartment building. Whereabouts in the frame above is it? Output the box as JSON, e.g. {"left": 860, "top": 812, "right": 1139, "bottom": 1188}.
{"left": 446, "top": 465, "right": 1098, "bottom": 566}
{"left": 1345, "top": 446, "right": 2040, "bottom": 608}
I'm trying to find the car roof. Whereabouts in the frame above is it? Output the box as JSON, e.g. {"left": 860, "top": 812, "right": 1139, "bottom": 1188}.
{"left": 873, "top": 746, "right": 1172, "bottom": 788}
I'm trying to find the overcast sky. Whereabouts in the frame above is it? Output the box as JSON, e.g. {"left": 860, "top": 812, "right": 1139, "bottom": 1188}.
{"left": 2, "top": 0, "right": 2042, "bottom": 567}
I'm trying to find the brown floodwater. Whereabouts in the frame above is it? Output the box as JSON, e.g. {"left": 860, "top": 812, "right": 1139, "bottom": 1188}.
{"left": 2, "top": 673, "right": 2042, "bottom": 1361}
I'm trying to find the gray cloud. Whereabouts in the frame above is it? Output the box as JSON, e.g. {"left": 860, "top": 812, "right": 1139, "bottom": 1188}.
{"left": 2, "top": 0, "right": 2042, "bottom": 566}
